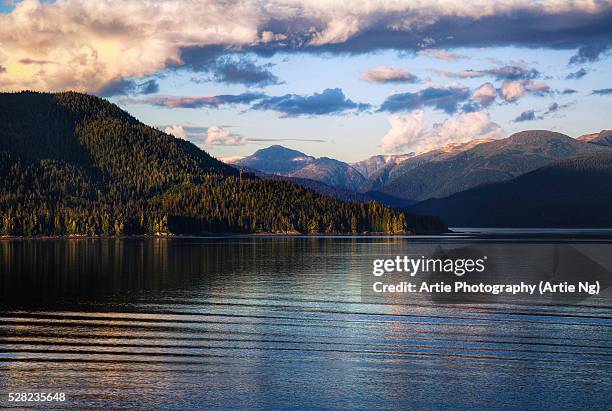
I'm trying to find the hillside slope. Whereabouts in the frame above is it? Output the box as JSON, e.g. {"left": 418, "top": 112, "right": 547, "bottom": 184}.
{"left": 409, "top": 152, "right": 612, "bottom": 227}
{"left": 0, "top": 92, "right": 409, "bottom": 236}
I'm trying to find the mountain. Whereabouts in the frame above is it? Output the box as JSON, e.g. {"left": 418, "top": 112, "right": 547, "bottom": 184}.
{"left": 232, "top": 165, "right": 370, "bottom": 203}
{"left": 409, "top": 152, "right": 612, "bottom": 227}
{"left": 0, "top": 91, "right": 411, "bottom": 236}
{"left": 351, "top": 153, "right": 414, "bottom": 179}
{"left": 578, "top": 130, "right": 612, "bottom": 147}
{"left": 360, "top": 139, "right": 492, "bottom": 192}
{"left": 231, "top": 145, "right": 366, "bottom": 190}
{"left": 376, "top": 131, "right": 607, "bottom": 201}
{"left": 230, "top": 145, "right": 314, "bottom": 174}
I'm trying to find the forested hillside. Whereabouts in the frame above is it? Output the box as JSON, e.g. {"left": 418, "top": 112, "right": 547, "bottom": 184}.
{"left": 410, "top": 152, "right": 612, "bottom": 227}
{"left": 0, "top": 91, "right": 410, "bottom": 236}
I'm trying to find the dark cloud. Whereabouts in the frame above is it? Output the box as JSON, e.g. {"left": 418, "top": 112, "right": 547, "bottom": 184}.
{"left": 252, "top": 8, "right": 612, "bottom": 57}
{"left": 178, "top": 45, "right": 227, "bottom": 71}
{"left": 138, "top": 80, "right": 160, "bottom": 95}
{"left": 546, "top": 102, "right": 560, "bottom": 113}
{"left": 562, "top": 88, "right": 578, "bottom": 95}
{"left": 569, "top": 44, "right": 611, "bottom": 64}
{"left": 566, "top": 68, "right": 588, "bottom": 80}
{"left": 251, "top": 88, "right": 370, "bottom": 116}
{"left": 379, "top": 85, "right": 471, "bottom": 114}
{"left": 133, "top": 92, "right": 265, "bottom": 108}
{"left": 432, "top": 65, "right": 539, "bottom": 80}
{"left": 180, "top": 47, "right": 280, "bottom": 87}
{"left": 98, "top": 79, "right": 159, "bottom": 97}
{"left": 514, "top": 110, "right": 538, "bottom": 122}
{"left": 459, "top": 101, "right": 482, "bottom": 113}
{"left": 593, "top": 88, "right": 612, "bottom": 95}
{"left": 206, "top": 56, "right": 281, "bottom": 87}
{"left": 544, "top": 101, "right": 573, "bottom": 115}
{"left": 514, "top": 101, "right": 573, "bottom": 123}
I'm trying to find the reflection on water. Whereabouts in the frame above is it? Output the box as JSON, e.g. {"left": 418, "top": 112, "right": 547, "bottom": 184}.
{"left": 0, "top": 237, "right": 611, "bottom": 409}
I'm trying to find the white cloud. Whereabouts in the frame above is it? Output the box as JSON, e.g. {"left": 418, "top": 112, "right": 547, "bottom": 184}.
{"left": 164, "top": 125, "right": 187, "bottom": 139}
{"left": 432, "top": 69, "right": 484, "bottom": 78}
{"left": 379, "top": 110, "right": 504, "bottom": 154}
{"left": 417, "top": 49, "right": 468, "bottom": 61}
{"left": 500, "top": 80, "right": 551, "bottom": 102}
{"left": 221, "top": 155, "right": 245, "bottom": 163}
{"left": 0, "top": 0, "right": 607, "bottom": 92}
{"left": 471, "top": 82, "right": 497, "bottom": 105}
{"left": 361, "top": 66, "right": 418, "bottom": 83}
{"left": 204, "top": 126, "right": 247, "bottom": 146}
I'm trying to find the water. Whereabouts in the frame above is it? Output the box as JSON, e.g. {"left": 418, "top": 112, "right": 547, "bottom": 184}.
{"left": 0, "top": 237, "right": 611, "bottom": 409}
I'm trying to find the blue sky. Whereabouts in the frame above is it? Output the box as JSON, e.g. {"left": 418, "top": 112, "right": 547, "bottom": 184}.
{"left": 1, "top": 0, "right": 611, "bottom": 162}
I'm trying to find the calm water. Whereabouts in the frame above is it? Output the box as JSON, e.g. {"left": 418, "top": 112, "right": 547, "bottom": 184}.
{"left": 0, "top": 236, "right": 611, "bottom": 410}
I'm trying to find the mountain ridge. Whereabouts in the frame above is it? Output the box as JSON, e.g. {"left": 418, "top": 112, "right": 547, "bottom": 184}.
{"left": 377, "top": 130, "right": 608, "bottom": 201}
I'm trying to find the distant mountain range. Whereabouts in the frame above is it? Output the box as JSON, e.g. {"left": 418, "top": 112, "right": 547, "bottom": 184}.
{"left": 233, "top": 131, "right": 610, "bottom": 203}
{"left": 409, "top": 152, "right": 612, "bottom": 227}
{"left": 376, "top": 130, "right": 606, "bottom": 201}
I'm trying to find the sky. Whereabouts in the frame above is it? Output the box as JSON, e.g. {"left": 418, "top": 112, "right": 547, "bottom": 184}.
{"left": 1, "top": 0, "right": 611, "bottom": 163}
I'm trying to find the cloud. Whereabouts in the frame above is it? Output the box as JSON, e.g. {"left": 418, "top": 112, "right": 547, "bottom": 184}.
{"left": 544, "top": 101, "right": 572, "bottom": 114}
{"left": 0, "top": 1, "right": 611, "bottom": 92}
{"left": 132, "top": 92, "right": 265, "bottom": 108}
{"left": 500, "top": 80, "right": 551, "bottom": 102}
{"left": 380, "top": 84, "right": 471, "bottom": 114}
{"left": 514, "top": 101, "right": 574, "bottom": 122}
{"left": 199, "top": 56, "right": 280, "bottom": 87}
{"left": 513, "top": 110, "right": 538, "bottom": 122}
{"left": 562, "top": 88, "right": 578, "bottom": 94}
{"left": 205, "top": 126, "right": 247, "bottom": 146}
{"left": 164, "top": 125, "right": 187, "bottom": 139}
{"left": 432, "top": 69, "right": 485, "bottom": 79}
{"left": 248, "top": 138, "right": 325, "bottom": 143}
{"left": 569, "top": 44, "right": 611, "bottom": 64}
{"left": 416, "top": 49, "right": 468, "bottom": 61}
{"left": 362, "top": 66, "right": 419, "bottom": 84}
{"left": 433, "top": 65, "right": 539, "bottom": 80}
{"left": 471, "top": 82, "right": 497, "bottom": 106}
{"left": 98, "top": 79, "right": 159, "bottom": 97}
{"left": 593, "top": 88, "right": 612, "bottom": 95}
{"left": 566, "top": 68, "right": 588, "bottom": 80}
{"left": 251, "top": 88, "right": 370, "bottom": 117}
{"left": 486, "top": 65, "right": 539, "bottom": 81}
{"left": 379, "top": 110, "right": 504, "bottom": 154}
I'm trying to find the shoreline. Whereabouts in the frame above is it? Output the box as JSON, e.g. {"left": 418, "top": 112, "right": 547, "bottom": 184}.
{"left": 0, "top": 231, "right": 447, "bottom": 240}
